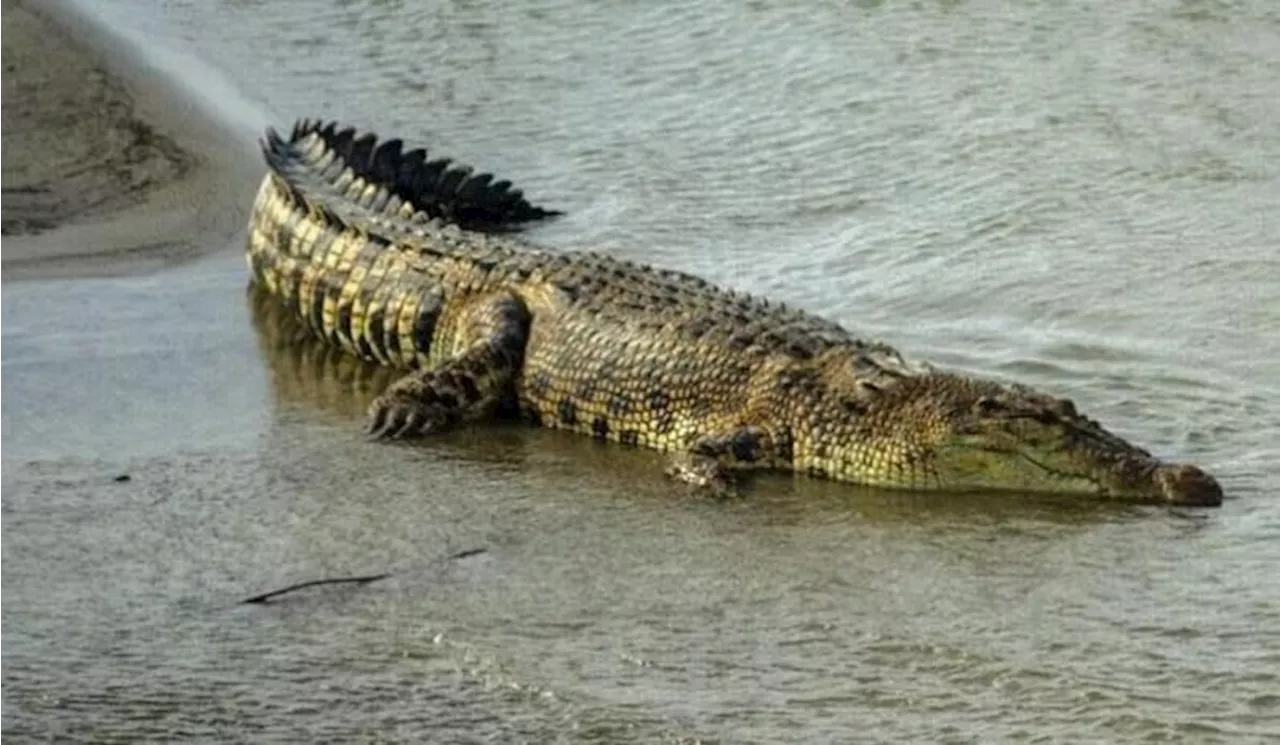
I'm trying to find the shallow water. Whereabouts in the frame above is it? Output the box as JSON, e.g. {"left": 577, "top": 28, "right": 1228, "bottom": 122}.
{"left": 4, "top": 0, "right": 1279, "bottom": 741}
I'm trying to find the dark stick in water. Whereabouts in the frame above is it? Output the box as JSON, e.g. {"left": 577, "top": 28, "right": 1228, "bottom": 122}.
{"left": 241, "top": 573, "right": 390, "bottom": 604}
{"left": 241, "top": 548, "right": 486, "bottom": 604}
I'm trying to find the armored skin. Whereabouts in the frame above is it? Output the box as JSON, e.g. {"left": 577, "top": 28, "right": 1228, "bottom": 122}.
{"left": 244, "top": 120, "right": 1223, "bottom": 506}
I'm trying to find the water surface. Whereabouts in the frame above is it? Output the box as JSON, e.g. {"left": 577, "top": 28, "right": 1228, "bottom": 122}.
{"left": 4, "top": 0, "right": 1279, "bottom": 741}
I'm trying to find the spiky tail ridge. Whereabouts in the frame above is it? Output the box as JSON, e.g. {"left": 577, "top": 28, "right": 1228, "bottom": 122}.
{"left": 262, "top": 119, "right": 562, "bottom": 232}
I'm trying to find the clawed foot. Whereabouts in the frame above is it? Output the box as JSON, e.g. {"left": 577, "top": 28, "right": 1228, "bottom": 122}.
{"left": 365, "top": 394, "right": 454, "bottom": 439}
{"left": 665, "top": 453, "right": 740, "bottom": 498}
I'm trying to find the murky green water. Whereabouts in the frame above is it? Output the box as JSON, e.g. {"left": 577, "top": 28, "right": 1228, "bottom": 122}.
{"left": 4, "top": 0, "right": 1279, "bottom": 741}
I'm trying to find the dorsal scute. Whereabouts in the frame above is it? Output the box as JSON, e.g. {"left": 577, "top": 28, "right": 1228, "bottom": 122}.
{"left": 277, "top": 119, "right": 562, "bottom": 231}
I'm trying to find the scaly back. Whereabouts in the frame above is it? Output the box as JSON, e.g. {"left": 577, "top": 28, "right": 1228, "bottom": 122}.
{"left": 249, "top": 120, "right": 926, "bottom": 383}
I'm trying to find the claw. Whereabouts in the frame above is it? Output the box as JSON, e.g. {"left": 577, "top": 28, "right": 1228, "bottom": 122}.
{"left": 366, "top": 396, "right": 448, "bottom": 440}
{"left": 392, "top": 411, "right": 421, "bottom": 439}
{"left": 384, "top": 410, "right": 407, "bottom": 438}
{"left": 665, "top": 453, "right": 740, "bottom": 498}
{"left": 365, "top": 403, "right": 390, "bottom": 438}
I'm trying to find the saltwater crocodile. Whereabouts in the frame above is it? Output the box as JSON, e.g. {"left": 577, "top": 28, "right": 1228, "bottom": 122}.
{"left": 244, "top": 120, "right": 1223, "bottom": 506}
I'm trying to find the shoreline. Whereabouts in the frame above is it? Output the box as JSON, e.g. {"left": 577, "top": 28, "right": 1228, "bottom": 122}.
{"left": 0, "top": 0, "right": 264, "bottom": 281}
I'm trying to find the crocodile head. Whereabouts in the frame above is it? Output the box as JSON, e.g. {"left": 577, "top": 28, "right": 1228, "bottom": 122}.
{"left": 847, "top": 374, "right": 1223, "bottom": 506}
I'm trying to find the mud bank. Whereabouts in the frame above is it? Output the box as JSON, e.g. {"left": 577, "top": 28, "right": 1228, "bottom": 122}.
{"left": 0, "top": 0, "right": 261, "bottom": 280}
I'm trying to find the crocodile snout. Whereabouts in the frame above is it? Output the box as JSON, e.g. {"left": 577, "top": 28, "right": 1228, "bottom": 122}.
{"left": 1154, "top": 463, "right": 1223, "bottom": 507}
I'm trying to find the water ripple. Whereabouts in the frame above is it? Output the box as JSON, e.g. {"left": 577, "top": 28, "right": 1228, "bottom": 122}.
{"left": 6, "top": 0, "right": 1279, "bottom": 741}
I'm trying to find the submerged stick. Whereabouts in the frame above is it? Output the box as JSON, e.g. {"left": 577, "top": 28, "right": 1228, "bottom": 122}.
{"left": 241, "top": 573, "right": 390, "bottom": 604}
{"left": 448, "top": 547, "right": 487, "bottom": 560}
{"left": 241, "top": 547, "right": 486, "bottom": 604}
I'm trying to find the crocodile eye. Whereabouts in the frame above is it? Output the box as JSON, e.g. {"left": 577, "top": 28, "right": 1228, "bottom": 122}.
{"left": 973, "top": 397, "right": 1002, "bottom": 416}
{"left": 1031, "top": 408, "right": 1060, "bottom": 424}
{"left": 1054, "top": 399, "right": 1078, "bottom": 419}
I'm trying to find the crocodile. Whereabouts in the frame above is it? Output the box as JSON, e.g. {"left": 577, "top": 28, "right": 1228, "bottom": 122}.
{"left": 244, "top": 119, "right": 1224, "bottom": 507}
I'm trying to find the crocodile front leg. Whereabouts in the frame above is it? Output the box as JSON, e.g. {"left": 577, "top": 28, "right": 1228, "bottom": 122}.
{"left": 366, "top": 291, "right": 531, "bottom": 438}
{"left": 665, "top": 425, "right": 794, "bottom": 496}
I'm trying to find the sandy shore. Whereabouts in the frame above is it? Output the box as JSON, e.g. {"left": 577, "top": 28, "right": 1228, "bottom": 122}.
{"left": 1, "top": 0, "right": 259, "bottom": 280}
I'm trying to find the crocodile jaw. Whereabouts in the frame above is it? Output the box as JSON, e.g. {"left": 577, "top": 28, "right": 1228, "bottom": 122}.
{"left": 837, "top": 373, "right": 1223, "bottom": 506}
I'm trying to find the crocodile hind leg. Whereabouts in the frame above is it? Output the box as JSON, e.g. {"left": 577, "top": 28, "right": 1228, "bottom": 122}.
{"left": 366, "top": 291, "right": 531, "bottom": 438}
{"left": 665, "top": 425, "right": 794, "bottom": 496}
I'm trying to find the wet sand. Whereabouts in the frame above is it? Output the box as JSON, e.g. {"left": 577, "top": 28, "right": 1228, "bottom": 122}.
{"left": 0, "top": 0, "right": 259, "bottom": 280}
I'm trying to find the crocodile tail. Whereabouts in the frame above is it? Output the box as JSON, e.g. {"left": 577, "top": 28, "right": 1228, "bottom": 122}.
{"left": 263, "top": 119, "right": 562, "bottom": 232}
{"left": 247, "top": 168, "right": 454, "bottom": 368}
